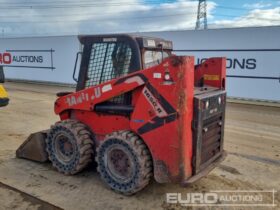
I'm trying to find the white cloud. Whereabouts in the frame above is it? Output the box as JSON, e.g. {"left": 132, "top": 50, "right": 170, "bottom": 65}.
{"left": 0, "top": 0, "right": 279, "bottom": 37}
{"left": 213, "top": 7, "right": 280, "bottom": 28}
{"left": 0, "top": 0, "right": 216, "bottom": 37}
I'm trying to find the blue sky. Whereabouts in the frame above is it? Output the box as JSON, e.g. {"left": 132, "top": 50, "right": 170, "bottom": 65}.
{"left": 0, "top": 0, "right": 279, "bottom": 37}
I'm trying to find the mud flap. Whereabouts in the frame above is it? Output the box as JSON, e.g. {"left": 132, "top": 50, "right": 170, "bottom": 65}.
{"left": 16, "top": 130, "right": 49, "bottom": 162}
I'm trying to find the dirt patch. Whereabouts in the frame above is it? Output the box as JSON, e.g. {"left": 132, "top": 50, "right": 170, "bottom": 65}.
{"left": 217, "top": 164, "right": 241, "bottom": 175}
{"left": 0, "top": 182, "right": 62, "bottom": 210}
{"left": 0, "top": 82, "right": 279, "bottom": 210}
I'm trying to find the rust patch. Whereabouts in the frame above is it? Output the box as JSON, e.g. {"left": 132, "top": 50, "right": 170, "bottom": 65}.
{"left": 175, "top": 60, "right": 188, "bottom": 181}
{"left": 171, "top": 56, "right": 184, "bottom": 67}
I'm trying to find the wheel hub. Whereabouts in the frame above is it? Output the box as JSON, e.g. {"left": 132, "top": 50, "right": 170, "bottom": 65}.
{"left": 107, "top": 148, "right": 133, "bottom": 180}
{"left": 55, "top": 134, "right": 74, "bottom": 162}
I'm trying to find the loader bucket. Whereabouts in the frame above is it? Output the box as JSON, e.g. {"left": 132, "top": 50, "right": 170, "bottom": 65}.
{"left": 16, "top": 130, "right": 49, "bottom": 162}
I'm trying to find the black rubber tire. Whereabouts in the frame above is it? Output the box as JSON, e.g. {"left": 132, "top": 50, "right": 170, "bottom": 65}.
{"left": 96, "top": 130, "right": 153, "bottom": 195}
{"left": 46, "top": 119, "right": 94, "bottom": 175}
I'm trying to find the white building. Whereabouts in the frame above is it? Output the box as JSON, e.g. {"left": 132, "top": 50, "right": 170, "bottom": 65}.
{"left": 0, "top": 26, "right": 279, "bottom": 102}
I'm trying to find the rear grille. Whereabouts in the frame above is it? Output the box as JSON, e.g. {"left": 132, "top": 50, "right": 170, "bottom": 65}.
{"left": 192, "top": 90, "right": 226, "bottom": 174}
{"left": 201, "top": 114, "right": 222, "bottom": 164}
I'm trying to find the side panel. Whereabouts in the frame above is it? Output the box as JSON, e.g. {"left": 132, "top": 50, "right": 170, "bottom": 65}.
{"left": 71, "top": 110, "right": 130, "bottom": 143}
{"left": 130, "top": 56, "right": 195, "bottom": 182}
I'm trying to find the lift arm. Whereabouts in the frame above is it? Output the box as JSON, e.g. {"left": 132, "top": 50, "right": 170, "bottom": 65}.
{"left": 54, "top": 72, "right": 147, "bottom": 114}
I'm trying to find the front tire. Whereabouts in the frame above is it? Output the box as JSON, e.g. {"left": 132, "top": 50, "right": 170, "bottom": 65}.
{"left": 46, "top": 120, "right": 94, "bottom": 175}
{"left": 96, "top": 130, "right": 153, "bottom": 195}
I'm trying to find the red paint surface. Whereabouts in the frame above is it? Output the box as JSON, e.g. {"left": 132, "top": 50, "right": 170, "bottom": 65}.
{"left": 53, "top": 56, "right": 226, "bottom": 182}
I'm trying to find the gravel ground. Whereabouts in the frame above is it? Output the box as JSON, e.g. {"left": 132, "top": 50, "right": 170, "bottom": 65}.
{"left": 0, "top": 82, "right": 279, "bottom": 210}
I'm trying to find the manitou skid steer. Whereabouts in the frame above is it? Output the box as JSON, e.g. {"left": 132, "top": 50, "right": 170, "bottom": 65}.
{"left": 16, "top": 34, "right": 227, "bottom": 194}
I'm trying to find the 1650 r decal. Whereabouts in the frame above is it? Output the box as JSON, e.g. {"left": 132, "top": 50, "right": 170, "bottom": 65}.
{"left": 114, "top": 73, "right": 178, "bottom": 134}
{"left": 143, "top": 87, "right": 167, "bottom": 117}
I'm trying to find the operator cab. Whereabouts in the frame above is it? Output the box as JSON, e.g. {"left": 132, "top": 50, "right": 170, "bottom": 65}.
{"left": 74, "top": 34, "right": 173, "bottom": 110}
{"left": 76, "top": 34, "right": 173, "bottom": 91}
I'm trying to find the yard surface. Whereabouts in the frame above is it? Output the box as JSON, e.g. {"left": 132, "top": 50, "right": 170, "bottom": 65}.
{"left": 0, "top": 82, "right": 279, "bottom": 210}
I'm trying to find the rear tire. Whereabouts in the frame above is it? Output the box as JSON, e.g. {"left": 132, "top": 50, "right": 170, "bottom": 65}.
{"left": 46, "top": 120, "right": 94, "bottom": 175}
{"left": 96, "top": 130, "right": 152, "bottom": 195}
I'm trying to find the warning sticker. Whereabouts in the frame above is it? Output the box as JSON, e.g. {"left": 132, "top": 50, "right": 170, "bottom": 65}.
{"left": 204, "top": 74, "right": 220, "bottom": 81}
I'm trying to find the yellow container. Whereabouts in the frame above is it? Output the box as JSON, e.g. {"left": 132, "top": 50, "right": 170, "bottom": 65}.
{"left": 0, "top": 85, "right": 9, "bottom": 107}
{"left": 0, "top": 85, "right": 8, "bottom": 98}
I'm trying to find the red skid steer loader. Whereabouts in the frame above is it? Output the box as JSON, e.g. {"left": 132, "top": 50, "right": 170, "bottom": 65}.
{"left": 16, "top": 34, "right": 227, "bottom": 195}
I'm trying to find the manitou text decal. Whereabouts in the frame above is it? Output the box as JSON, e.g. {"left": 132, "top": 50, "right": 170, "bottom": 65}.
{"left": 66, "top": 87, "right": 101, "bottom": 106}
{"left": 0, "top": 49, "right": 55, "bottom": 69}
